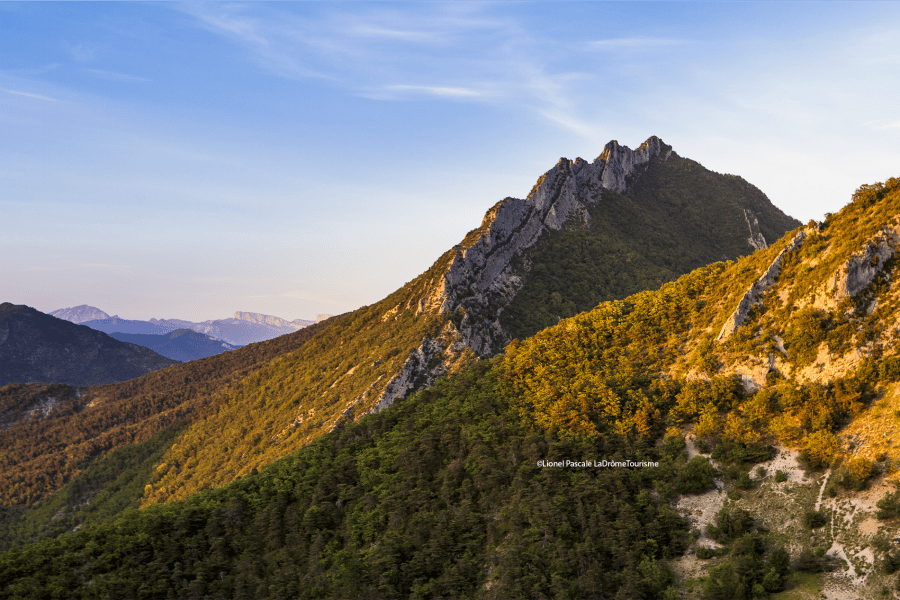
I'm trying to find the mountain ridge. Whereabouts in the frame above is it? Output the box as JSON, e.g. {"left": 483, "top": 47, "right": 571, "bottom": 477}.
{"left": 5, "top": 177, "right": 900, "bottom": 598}
{"left": 0, "top": 304, "right": 178, "bottom": 388}
{"left": 137, "top": 136, "right": 801, "bottom": 506}
{"left": 0, "top": 137, "right": 800, "bottom": 514}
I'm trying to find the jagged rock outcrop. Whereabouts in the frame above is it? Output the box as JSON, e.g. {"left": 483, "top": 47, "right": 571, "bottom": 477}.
{"left": 817, "top": 218, "right": 900, "bottom": 310}
{"left": 363, "top": 136, "right": 799, "bottom": 414}
{"left": 420, "top": 136, "right": 673, "bottom": 356}
{"left": 367, "top": 324, "right": 465, "bottom": 413}
{"left": 718, "top": 228, "right": 810, "bottom": 341}
{"left": 744, "top": 209, "right": 769, "bottom": 250}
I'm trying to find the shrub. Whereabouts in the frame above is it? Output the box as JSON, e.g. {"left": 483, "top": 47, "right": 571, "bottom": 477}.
{"left": 802, "top": 510, "right": 828, "bottom": 529}
{"left": 877, "top": 491, "right": 900, "bottom": 520}
{"left": 676, "top": 456, "right": 717, "bottom": 494}
{"left": 796, "top": 547, "right": 823, "bottom": 572}
{"left": 883, "top": 552, "right": 900, "bottom": 575}
{"left": 799, "top": 430, "right": 839, "bottom": 469}
{"left": 774, "top": 470, "right": 788, "bottom": 483}
{"left": 837, "top": 458, "right": 877, "bottom": 491}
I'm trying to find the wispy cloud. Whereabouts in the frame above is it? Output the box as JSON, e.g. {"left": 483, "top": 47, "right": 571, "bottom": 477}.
{"left": 83, "top": 69, "right": 151, "bottom": 83}
{"left": 871, "top": 120, "right": 900, "bottom": 130}
{"left": 0, "top": 88, "right": 58, "bottom": 102}
{"left": 27, "top": 263, "right": 134, "bottom": 275}
{"left": 68, "top": 43, "right": 97, "bottom": 62}
{"left": 382, "top": 84, "right": 483, "bottom": 99}
{"left": 353, "top": 25, "right": 437, "bottom": 42}
{"left": 178, "top": 4, "right": 332, "bottom": 80}
{"left": 176, "top": 4, "right": 620, "bottom": 139}
{"left": 587, "top": 38, "right": 687, "bottom": 51}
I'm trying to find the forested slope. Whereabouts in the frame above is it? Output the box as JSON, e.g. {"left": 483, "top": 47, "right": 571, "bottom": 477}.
{"left": 2, "top": 177, "right": 896, "bottom": 599}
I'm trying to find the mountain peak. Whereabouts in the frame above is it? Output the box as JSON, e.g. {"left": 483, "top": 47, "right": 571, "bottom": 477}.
{"left": 595, "top": 136, "right": 671, "bottom": 192}
{"left": 49, "top": 304, "right": 111, "bottom": 324}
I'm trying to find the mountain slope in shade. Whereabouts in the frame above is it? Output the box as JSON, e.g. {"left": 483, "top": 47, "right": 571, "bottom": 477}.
{"left": 0, "top": 317, "right": 337, "bottom": 507}
{"left": 49, "top": 305, "right": 110, "bottom": 324}
{"left": 107, "top": 329, "right": 240, "bottom": 362}
{"left": 0, "top": 304, "right": 178, "bottom": 387}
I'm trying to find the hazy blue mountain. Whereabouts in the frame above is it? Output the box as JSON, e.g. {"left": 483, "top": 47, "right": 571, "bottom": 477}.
{"left": 81, "top": 316, "right": 178, "bottom": 335}
{"left": 81, "top": 312, "right": 315, "bottom": 345}
{"left": 49, "top": 305, "right": 110, "bottom": 324}
{"left": 107, "top": 329, "right": 240, "bottom": 362}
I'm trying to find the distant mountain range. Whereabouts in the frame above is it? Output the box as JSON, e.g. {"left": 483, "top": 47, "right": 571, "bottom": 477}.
{"left": 51, "top": 309, "right": 330, "bottom": 346}
{"left": 0, "top": 303, "right": 177, "bottom": 387}
{"left": 48, "top": 305, "right": 110, "bottom": 324}
{"left": 107, "top": 329, "right": 241, "bottom": 363}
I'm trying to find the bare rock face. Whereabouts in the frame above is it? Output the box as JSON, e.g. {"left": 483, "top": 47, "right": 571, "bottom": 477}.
{"left": 819, "top": 218, "right": 900, "bottom": 310}
{"left": 598, "top": 136, "right": 668, "bottom": 193}
{"left": 718, "top": 228, "right": 810, "bottom": 341}
{"left": 744, "top": 209, "right": 769, "bottom": 251}
{"left": 426, "top": 136, "right": 672, "bottom": 357}
{"left": 369, "top": 135, "right": 798, "bottom": 414}
{"left": 367, "top": 322, "right": 471, "bottom": 414}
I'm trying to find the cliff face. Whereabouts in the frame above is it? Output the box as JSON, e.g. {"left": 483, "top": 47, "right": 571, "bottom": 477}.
{"left": 428, "top": 137, "right": 673, "bottom": 356}
{"left": 372, "top": 136, "right": 800, "bottom": 411}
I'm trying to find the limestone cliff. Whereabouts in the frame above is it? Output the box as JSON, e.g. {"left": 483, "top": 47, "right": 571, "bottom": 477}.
{"left": 371, "top": 136, "right": 800, "bottom": 411}
{"left": 424, "top": 136, "right": 673, "bottom": 357}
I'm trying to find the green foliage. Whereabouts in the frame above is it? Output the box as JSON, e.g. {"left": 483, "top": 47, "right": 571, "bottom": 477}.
{"left": 835, "top": 457, "right": 877, "bottom": 491}
{"left": 701, "top": 508, "right": 790, "bottom": 599}
{"left": 796, "top": 547, "right": 825, "bottom": 572}
{"left": 711, "top": 439, "right": 775, "bottom": 466}
{"left": 0, "top": 424, "right": 184, "bottom": 551}
{"left": 0, "top": 360, "right": 693, "bottom": 599}
{"left": 802, "top": 510, "right": 829, "bottom": 529}
{"left": 501, "top": 154, "right": 799, "bottom": 341}
{"left": 775, "top": 470, "right": 788, "bottom": 483}
{"left": 736, "top": 471, "right": 754, "bottom": 491}
{"left": 877, "top": 491, "right": 900, "bottom": 520}
{"left": 882, "top": 552, "right": 900, "bottom": 575}
{"left": 707, "top": 507, "right": 755, "bottom": 544}
{"left": 676, "top": 456, "right": 717, "bottom": 494}
{"left": 503, "top": 264, "right": 723, "bottom": 437}
{"left": 782, "top": 307, "right": 831, "bottom": 367}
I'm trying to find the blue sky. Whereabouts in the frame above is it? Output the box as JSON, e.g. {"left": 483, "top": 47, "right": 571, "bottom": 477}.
{"left": 2, "top": 2, "right": 899, "bottom": 321}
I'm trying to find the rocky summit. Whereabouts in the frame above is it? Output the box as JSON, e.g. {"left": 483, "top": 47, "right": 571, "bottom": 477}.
{"left": 373, "top": 136, "right": 798, "bottom": 409}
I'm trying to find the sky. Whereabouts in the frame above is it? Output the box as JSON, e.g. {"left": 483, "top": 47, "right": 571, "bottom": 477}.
{"left": 2, "top": 2, "right": 899, "bottom": 322}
